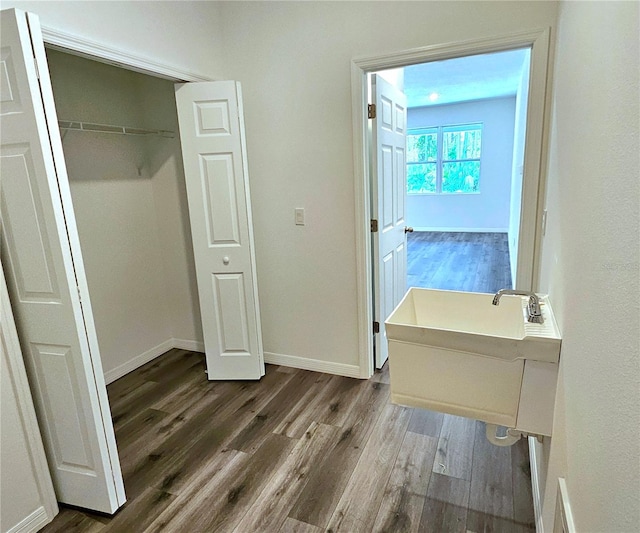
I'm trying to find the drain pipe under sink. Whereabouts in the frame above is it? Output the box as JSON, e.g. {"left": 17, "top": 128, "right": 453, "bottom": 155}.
{"left": 485, "top": 424, "right": 524, "bottom": 446}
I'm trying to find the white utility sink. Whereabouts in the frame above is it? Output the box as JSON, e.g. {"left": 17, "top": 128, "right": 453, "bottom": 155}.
{"left": 386, "top": 288, "right": 561, "bottom": 363}
{"left": 386, "top": 288, "right": 561, "bottom": 435}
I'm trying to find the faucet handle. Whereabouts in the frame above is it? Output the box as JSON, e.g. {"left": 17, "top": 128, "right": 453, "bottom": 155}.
{"left": 527, "top": 296, "right": 543, "bottom": 323}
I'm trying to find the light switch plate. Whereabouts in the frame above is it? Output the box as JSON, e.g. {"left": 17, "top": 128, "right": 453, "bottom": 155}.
{"left": 295, "top": 208, "right": 305, "bottom": 226}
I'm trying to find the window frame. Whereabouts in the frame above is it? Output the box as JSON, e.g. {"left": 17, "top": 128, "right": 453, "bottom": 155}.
{"left": 407, "top": 122, "right": 483, "bottom": 195}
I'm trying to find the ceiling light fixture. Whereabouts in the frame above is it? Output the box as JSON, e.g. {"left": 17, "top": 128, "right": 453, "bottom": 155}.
{"left": 429, "top": 92, "right": 440, "bottom": 102}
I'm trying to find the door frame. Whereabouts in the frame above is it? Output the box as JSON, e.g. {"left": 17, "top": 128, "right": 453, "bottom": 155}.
{"left": 351, "top": 28, "right": 552, "bottom": 378}
{"left": 40, "top": 25, "right": 209, "bottom": 83}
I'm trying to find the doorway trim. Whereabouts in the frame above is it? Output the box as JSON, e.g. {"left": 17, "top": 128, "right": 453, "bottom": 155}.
{"left": 41, "top": 26, "right": 209, "bottom": 82}
{"left": 351, "top": 28, "right": 552, "bottom": 378}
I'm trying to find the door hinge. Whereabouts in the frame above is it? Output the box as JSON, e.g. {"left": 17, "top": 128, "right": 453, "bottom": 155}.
{"left": 373, "top": 321, "right": 380, "bottom": 334}
{"left": 77, "top": 286, "right": 82, "bottom": 304}
{"left": 33, "top": 57, "right": 40, "bottom": 79}
{"left": 370, "top": 219, "right": 378, "bottom": 233}
{"left": 368, "top": 103, "right": 376, "bottom": 119}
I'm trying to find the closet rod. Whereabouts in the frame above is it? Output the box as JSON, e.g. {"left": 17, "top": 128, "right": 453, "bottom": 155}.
{"left": 58, "top": 120, "right": 175, "bottom": 138}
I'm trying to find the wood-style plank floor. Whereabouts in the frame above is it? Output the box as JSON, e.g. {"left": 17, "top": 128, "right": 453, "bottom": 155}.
{"left": 407, "top": 232, "right": 512, "bottom": 293}
{"left": 42, "top": 350, "right": 535, "bottom": 532}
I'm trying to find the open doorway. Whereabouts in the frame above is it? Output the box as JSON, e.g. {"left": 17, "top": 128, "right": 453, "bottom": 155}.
{"left": 375, "top": 48, "right": 531, "bottom": 295}
{"left": 353, "top": 30, "right": 551, "bottom": 376}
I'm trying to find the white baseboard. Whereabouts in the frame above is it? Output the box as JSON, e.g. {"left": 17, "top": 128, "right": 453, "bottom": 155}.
{"left": 7, "top": 506, "right": 51, "bottom": 533}
{"left": 104, "top": 340, "right": 362, "bottom": 384}
{"left": 103, "top": 339, "right": 175, "bottom": 384}
{"left": 529, "top": 436, "right": 545, "bottom": 533}
{"left": 103, "top": 337, "right": 206, "bottom": 384}
{"left": 411, "top": 226, "right": 508, "bottom": 233}
{"left": 172, "top": 338, "right": 205, "bottom": 352}
{"left": 264, "top": 351, "right": 362, "bottom": 378}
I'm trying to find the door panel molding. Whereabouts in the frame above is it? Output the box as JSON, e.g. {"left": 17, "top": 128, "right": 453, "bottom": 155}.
{"left": 351, "top": 28, "right": 552, "bottom": 378}
{"left": 175, "top": 81, "right": 264, "bottom": 380}
{"left": 1, "top": 267, "right": 58, "bottom": 531}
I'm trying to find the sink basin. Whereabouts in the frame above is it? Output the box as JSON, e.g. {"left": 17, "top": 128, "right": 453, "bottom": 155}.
{"left": 385, "top": 288, "right": 561, "bottom": 363}
{"left": 385, "top": 288, "right": 561, "bottom": 431}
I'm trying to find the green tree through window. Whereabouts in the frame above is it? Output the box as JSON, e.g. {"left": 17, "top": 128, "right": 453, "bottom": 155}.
{"left": 407, "top": 123, "right": 482, "bottom": 194}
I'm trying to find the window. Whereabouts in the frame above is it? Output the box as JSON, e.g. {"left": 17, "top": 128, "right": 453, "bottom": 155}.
{"left": 407, "top": 123, "right": 482, "bottom": 194}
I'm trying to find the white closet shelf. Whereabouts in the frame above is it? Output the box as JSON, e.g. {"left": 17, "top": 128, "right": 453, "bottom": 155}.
{"left": 58, "top": 120, "right": 175, "bottom": 138}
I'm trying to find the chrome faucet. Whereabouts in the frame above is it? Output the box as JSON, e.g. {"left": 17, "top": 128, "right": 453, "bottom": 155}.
{"left": 492, "top": 289, "right": 544, "bottom": 324}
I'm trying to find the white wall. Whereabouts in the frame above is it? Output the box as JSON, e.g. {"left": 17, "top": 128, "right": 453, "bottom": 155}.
{"left": 2, "top": 1, "right": 225, "bottom": 80}
{"left": 538, "top": 1, "right": 640, "bottom": 530}
{"left": 6, "top": 1, "right": 559, "bottom": 372}
{"left": 47, "top": 50, "right": 200, "bottom": 379}
{"left": 48, "top": 50, "right": 172, "bottom": 376}
{"left": 138, "top": 74, "right": 203, "bottom": 346}
{"left": 406, "top": 97, "right": 516, "bottom": 232}
{"left": 508, "top": 51, "right": 530, "bottom": 287}
{"left": 218, "top": 1, "right": 559, "bottom": 369}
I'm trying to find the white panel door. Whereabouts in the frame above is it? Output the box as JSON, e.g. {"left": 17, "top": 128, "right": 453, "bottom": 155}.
{"left": 372, "top": 75, "right": 408, "bottom": 369}
{"left": 0, "top": 9, "right": 125, "bottom": 514}
{"left": 175, "top": 81, "right": 265, "bottom": 380}
{"left": 1, "top": 265, "right": 58, "bottom": 533}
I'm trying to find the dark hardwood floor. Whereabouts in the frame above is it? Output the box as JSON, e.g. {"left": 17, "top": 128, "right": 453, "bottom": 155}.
{"left": 407, "top": 232, "right": 512, "bottom": 293}
{"left": 42, "top": 349, "right": 535, "bottom": 533}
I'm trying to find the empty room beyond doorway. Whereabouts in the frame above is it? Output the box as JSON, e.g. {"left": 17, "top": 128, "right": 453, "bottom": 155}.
{"left": 395, "top": 49, "right": 530, "bottom": 295}
{"left": 407, "top": 231, "right": 512, "bottom": 293}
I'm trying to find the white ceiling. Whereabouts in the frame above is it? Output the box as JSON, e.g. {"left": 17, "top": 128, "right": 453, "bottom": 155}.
{"left": 387, "top": 48, "right": 530, "bottom": 108}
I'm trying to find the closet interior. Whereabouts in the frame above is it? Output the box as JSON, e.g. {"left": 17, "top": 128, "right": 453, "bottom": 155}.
{"left": 47, "top": 49, "right": 203, "bottom": 383}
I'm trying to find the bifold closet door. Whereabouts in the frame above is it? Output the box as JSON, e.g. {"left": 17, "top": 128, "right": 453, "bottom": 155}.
{"left": 175, "top": 81, "right": 265, "bottom": 380}
{"left": 0, "top": 9, "right": 125, "bottom": 514}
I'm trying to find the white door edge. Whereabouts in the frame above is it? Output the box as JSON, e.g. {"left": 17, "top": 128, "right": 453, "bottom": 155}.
{"left": 351, "top": 28, "right": 552, "bottom": 379}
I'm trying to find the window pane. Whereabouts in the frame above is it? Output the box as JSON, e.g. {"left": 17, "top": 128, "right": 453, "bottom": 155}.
{"left": 407, "top": 163, "right": 437, "bottom": 194}
{"left": 407, "top": 133, "right": 437, "bottom": 163}
{"left": 442, "top": 161, "right": 480, "bottom": 193}
{"left": 443, "top": 129, "right": 482, "bottom": 160}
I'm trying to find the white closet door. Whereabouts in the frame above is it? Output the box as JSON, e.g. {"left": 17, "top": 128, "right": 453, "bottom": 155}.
{"left": 175, "top": 81, "right": 265, "bottom": 380}
{"left": 0, "top": 9, "right": 125, "bottom": 514}
{"left": 1, "top": 266, "right": 58, "bottom": 533}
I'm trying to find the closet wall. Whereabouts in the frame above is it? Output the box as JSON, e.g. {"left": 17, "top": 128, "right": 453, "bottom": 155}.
{"left": 47, "top": 50, "right": 202, "bottom": 381}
